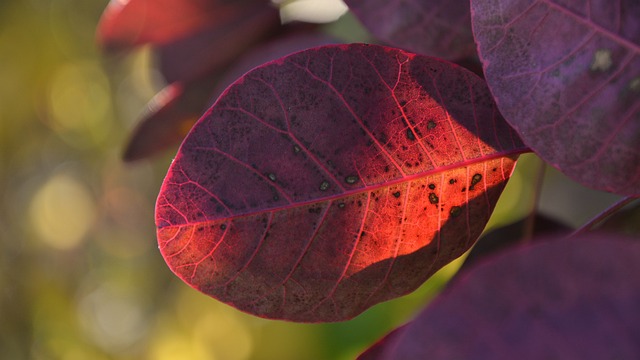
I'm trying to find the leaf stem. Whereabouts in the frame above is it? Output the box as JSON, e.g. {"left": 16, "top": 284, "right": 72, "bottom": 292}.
{"left": 568, "top": 196, "right": 639, "bottom": 238}
{"left": 521, "top": 155, "right": 546, "bottom": 243}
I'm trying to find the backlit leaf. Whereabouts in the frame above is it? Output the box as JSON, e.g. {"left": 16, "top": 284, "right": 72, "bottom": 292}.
{"left": 155, "top": 44, "right": 528, "bottom": 322}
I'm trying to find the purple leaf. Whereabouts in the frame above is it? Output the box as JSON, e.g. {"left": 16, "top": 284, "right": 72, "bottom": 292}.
{"left": 157, "top": 4, "right": 281, "bottom": 83}
{"left": 345, "top": 0, "right": 477, "bottom": 59}
{"left": 155, "top": 43, "right": 528, "bottom": 322}
{"left": 360, "top": 232, "right": 640, "bottom": 359}
{"left": 472, "top": 0, "right": 640, "bottom": 195}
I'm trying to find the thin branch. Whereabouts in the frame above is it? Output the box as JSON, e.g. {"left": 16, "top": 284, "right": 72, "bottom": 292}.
{"left": 521, "top": 155, "right": 546, "bottom": 243}
{"left": 568, "top": 196, "right": 639, "bottom": 238}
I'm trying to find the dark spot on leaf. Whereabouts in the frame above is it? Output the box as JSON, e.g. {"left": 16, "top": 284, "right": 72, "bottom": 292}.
{"left": 399, "top": 100, "right": 407, "bottom": 106}
{"left": 384, "top": 165, "right": 390, "bottom": 173}
{"left": 308, "top": 207, "right": 322, "bottom": 214}
{"left": 427, "top": 120, "right": 436, "bottom": 129}
{"left": 450, "top": 206, "right": 462, "bottom": 217}
{"left": 461, "top": 187, "right": 467, "bottom": 192}
{"left": 345, "top": 175, "right": 359, "bottom": 184}
{"left": 428, "top": 183, "right": 436, "bottom": 190}
{"left": 469, "top": 173, "right": 482, "bottom": 190}
{"left": 220, "top": 224, "right": 227, "bottom": 230}
{"left": 492, "top": 168, "right": 497, "bottom": 172}
{"left": 393, "top": 191, "right": 401, "bottom": 198}
{"left": 319, "top": 180, "right": 330, "bottom": 191}
{"left": 449, "top": 179, "right": 457, "bottom": 184}
{"left": 293, "top": 145, "right": 301, "bottom": 153}
{"left": 273, "top": 195, "right": 279, "bottom": 201}
{"left": 357, "top": 200, "right": 363, "bottom": 207}
{"left": 406, "top": 128, "right": 416, "bottom": 141}
{"left": 429, "top": 193, "right": 439, "bottom": 204}
{"left": 268, "top": 173, "right": 277, "bottom": 182}
{"left": 197, "top": 227, "right": 204, "bottom": 232}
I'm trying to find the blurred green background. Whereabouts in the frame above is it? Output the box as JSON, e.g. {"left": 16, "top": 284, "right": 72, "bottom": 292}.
{"left": 0, "top": 1, "right": 621, "bottom": 359}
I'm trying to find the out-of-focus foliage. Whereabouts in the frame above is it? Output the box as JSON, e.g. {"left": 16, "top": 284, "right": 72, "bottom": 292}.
{"left": 0, "top": 0, "right": 624, "bottom": 359}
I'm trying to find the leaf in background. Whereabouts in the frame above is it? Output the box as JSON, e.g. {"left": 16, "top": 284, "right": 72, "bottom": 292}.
{"left": 472, "top": 0, "right": 640, "bottom": 195}
{"left": 155, "top": 44, "right": 528, "bottom": 322}
{"left": 359, "top": 233, "right": 640, "bottom": 359}
{"left": 123, "top": 32, "right": 336, "bottom": 162}
{"left": 345, "top": 0, "right": 476, "bottom": 59}
{"left": 156, "top": 3, "right": 282, "bottom": 83}
{"left": 96, "top": 0, "right": 273, "bottom": 52}
{"left": 123, "top": 77, "right": 216, "bottom": 162}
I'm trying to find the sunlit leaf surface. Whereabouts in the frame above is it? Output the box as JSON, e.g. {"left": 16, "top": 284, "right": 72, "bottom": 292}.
{"left": 156, "top": 44, "right": 528, "bottom": 322}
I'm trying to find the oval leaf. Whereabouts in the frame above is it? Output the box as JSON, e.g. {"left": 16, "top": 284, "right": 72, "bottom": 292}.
{"left": 155, "top": 43, "right": 528, "bottom": 322}
{"left": 345, "top": 0, "right": 477, "bottom": 59}
{"left": 361, "top": 233, "right": 640, "bottom": 359}
{"left": 472, "top": 0, "right": 640, "bottom": 195}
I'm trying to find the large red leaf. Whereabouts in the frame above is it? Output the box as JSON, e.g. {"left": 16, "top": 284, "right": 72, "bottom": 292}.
{"left": 97, "top": 0, "right": 273, "bottom": 51}
{"left": 155, "top": 43, "right": 528, "bottom": 322}
{"left": 360, "top": 233, "right": 640, "bottom": 359}
{"left": 345, "top": 0, "right": 477, "bottom": 59}
{"left": 472, "top": 0, "right": 640, "bottom": 195}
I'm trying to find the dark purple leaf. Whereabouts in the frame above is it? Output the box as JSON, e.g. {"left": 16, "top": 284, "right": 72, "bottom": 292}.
{"left": 360, "top": 232, "right": 640, "bottom": 359}
{"left": 157, "top": 3, "right": 281, "bottom": 83}
{"left": 472, "top": 0, "right": 640, "bottom": 195}
{"left": 345, "top": 0, "right": 477, "bottom": 59}
{"left": 155, "top": 43, "right": 528, "bottom": 322}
